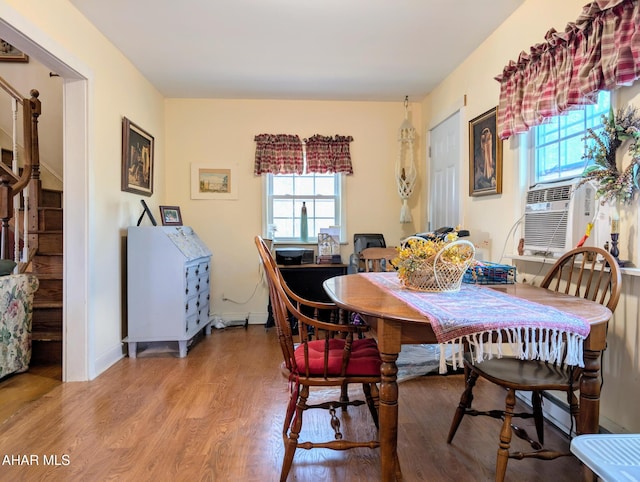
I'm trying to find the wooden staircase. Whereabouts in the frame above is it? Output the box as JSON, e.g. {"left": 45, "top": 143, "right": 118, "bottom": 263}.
{"left": 30, "top": 188, "right": 63, "bottom": 365}
{"left": 0, "top": 81, "right": 62, "bottom": 366}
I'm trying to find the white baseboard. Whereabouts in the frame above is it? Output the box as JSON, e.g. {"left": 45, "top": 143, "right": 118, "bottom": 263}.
{"left": 517, "top": 391, "right": 618, "bottom": 435}
{"left": 92, "top": 343, "right": 125, "bottom": 380}
{"left": 209, "top": 312, "right": 268, "bottom": 326}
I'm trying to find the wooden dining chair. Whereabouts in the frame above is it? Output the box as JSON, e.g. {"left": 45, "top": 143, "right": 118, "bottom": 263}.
{"left": 360, "top": 247, "right": 398, "bottom": 272}
{"left": 255, "top": 236, "right": 381, "bottom": 481}
{"left": 446, "top": 246, "right": 622, "bottom": 482}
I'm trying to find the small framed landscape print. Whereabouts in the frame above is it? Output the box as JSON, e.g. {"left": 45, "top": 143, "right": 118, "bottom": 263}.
{"left": 469, "top": 107, "right": 502, "bottom": 197}
{"left": 159, "top": 206, "right": 182, "bottom": 226}
{"left": 0, "top": 39, "right": 29, "bottom": 62}
{"left": 191, "top": 164, "right": 238, "bottom": 200}
{"left": 122, "top": 117, "right": 154, "bottom": 196}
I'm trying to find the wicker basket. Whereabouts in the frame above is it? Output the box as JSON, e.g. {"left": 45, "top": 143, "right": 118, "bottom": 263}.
{"left": 399, "top": 239, "right": 475, "bottom": 293}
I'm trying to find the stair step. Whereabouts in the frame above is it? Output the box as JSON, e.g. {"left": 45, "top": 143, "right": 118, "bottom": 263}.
{"left": 41, "top": 189, "right": 62, "bottom": 209}
{"left": 33, "top": 301, "right": 62, "bottom": 315}
{"left": 32, "top": 272, "right": 63, "bottom": 280}
{"left": 32, "top": 304, "right": 62, "bottom": 341}
{"left": 33, "top": 254, "right": 63, "bottom": 276}
{"left": 35, "top": 232, "right": 63, "bottom": 255}
{"left": 34, "top": 278, "right": 62, "bottom": 304}
{"left": 31, "top": 331, "right": 63, "bottom": 342}
{"left": 39, "top": 207, "right": 63, "bottom": 231}
{"left": 31, "top": 340, "right": 62, "bottom": 365}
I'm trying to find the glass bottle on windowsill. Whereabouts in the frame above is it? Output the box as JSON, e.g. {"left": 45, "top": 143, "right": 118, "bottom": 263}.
{"left": 301, "top": 202, "right": 308, "bottom": 242}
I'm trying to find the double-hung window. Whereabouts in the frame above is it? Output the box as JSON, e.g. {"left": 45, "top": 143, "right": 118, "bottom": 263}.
{"left": 531, "top": 90, "right": 611, "bottom": 184}
{"left": 264, "top": 172, "right": 345, "bottom": 243}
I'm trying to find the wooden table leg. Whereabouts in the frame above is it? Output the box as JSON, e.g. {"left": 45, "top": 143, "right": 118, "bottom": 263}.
{"left": 376, "top": 319, "right": 402, "bottom": 482}
{"left": 578, "top": 347, "right": 602, "bottom": 434}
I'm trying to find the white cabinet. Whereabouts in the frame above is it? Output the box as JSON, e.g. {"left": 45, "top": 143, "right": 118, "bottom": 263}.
{"left": 125, "top": 226, "right": 212, "bottom": 357}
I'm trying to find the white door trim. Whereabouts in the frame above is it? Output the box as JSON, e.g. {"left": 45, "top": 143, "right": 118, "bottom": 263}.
{"left": 0, "top": 5, "right": 92, "bottom": 381}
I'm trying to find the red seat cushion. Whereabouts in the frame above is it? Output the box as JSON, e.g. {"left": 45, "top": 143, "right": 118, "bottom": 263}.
{"left": 294, "top": 337, "right": 381, "bottom": 377}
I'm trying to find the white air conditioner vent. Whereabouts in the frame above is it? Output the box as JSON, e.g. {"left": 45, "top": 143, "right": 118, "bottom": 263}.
{"left": 523, "top": 180, "right": 596, "bottom": 255}
{"left": 526, "top": 184, "right": 573, "bottom": 204}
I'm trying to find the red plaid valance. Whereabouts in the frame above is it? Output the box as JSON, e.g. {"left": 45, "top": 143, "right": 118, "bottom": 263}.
{"left": 304, "top": 134, "right": 354, "bottom": 175}
{"left": 253, "top": 134, "right": 303, "bottom": 175}
{"left": 254, "top": 133, "right": 354, "bottom": 175}
{"left": 496, "top": 0, "right": 640, "bottom": 139}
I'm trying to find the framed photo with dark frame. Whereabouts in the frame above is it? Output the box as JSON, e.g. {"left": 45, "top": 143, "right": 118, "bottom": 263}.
{"left": 469, "top": 107, "right": 502, "bottom": 196}
{"left": 159, "top": 206, "right": 182, "bottom": 226}
{"left": 122, "top": 117, "right": 154, "bottom": 196}
{"left": 0, "top": 39, "right": 29, "bottom": 62}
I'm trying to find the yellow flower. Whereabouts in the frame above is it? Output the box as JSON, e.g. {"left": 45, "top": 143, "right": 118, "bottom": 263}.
{"left": 392, "top": 231, "right": 474, "bottom": 285}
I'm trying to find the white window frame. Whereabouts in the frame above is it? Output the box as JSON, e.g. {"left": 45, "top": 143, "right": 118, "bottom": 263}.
{"left": 528, "top": 91, "right": 612, "bottom": 186}
{"left": 262, "top": 173, "right": 346, "bottom": 243}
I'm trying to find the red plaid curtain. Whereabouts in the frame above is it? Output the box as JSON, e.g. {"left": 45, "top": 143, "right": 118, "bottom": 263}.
{"left": 305, "top": 134, "right": 354, "bottom": 174}
{"left": 253, "top": 134, "right": 303, "bottom": 175}
{"left": 496, "top": 0, "right": 640, "bottom": 139}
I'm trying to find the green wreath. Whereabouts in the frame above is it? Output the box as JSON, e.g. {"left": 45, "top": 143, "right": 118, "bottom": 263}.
{"left": 581, "top": 106, "right": 640, "bottom": 205}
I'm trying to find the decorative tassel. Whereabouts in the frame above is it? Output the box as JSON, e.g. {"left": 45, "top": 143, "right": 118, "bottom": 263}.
{"left": 400, "top": 199, "right": 412, "bottom": 223}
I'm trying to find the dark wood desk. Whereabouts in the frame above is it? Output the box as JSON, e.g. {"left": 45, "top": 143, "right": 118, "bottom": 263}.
{"left": 279, "top": 263, "right": 348, "bottom": 301}
{"left": 323, "top": 274, "right": 612, "bottom": 482}
{"left": 266, "top": 264, "right": 347, "bottom": 328}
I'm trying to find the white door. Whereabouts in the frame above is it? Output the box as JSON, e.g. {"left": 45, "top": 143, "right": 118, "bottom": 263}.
{"left": 429, "top": 112, "right": 460, "bottom": 231}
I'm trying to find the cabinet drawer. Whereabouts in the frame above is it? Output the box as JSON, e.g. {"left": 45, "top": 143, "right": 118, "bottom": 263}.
{"left": 185, "top": 296, "right": 199, "bottom": 318}
{"left": 185, "top": 264, "right": 199, "bottom": 279}
{"left": 197, "top": 294, "right": 210, "bottom": 322}
{"left": 185, "top": 277, "right": 202, "bottom": 296}
{"left": 198, "top": 261, "right": 210, "bottom": 277}
{"left": 185, "top": 314, "right": 198, "bottom": 334}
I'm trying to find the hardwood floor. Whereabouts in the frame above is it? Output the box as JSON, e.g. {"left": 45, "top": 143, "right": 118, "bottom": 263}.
{"left": 0, "top": 326, "right": 587, "bottom": 481}
{"left": 0, "top": 363, "right": 62, "bottom": 425}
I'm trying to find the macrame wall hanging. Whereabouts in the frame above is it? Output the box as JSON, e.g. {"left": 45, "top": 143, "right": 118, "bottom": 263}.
{"left": 396, "top": 96, "right": 417, "bottom": 223}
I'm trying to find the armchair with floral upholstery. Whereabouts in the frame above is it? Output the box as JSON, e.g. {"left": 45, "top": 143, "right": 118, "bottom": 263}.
{"left": 0, "top": 273, "right": 39, "bottom": 379}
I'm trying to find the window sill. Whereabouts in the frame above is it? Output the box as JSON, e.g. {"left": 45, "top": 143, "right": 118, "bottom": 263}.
{"left": 506, "top": 254, "right": 640, "bottom": 277}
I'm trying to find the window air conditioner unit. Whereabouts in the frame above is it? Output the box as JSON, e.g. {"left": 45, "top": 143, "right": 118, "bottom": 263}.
{"left": 523, "top": 180, "right": 596, "bottom": 256}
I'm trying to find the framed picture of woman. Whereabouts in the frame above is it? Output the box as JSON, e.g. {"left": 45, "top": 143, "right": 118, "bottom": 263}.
{"left": 469, "top": 107, "right": 502, "bottom": 196}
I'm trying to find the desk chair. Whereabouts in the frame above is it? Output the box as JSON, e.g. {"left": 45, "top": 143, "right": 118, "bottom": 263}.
{"left": 360, "top": 247, "right": 398, "bottom": 272}
{"left": 255, "top": 236, "right": 381, "bottom": 481}
{"left": 349, "top": 233, "right": 386, "bottom": 272}
{"left": 447, "top": 246, "right": 622, "bottom": 482}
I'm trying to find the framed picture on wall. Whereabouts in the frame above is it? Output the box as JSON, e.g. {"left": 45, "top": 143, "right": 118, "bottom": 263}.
{"left": 122, "top": 117, "right": 154, "bottom": 196}
{"left": 469, "top": 106, "right": 502, "bottom": 196}
{"left": 159, "top": 206, "right": 183, "bottom": 226}
{"left": 0, "top": 39, "right": 29, "bottom": 62}
{"left": 190, "top": 164, "right": 238, "bottom": 199}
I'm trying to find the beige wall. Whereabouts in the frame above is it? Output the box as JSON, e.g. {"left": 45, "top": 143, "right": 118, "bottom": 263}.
{"left": 165, "top": 98, "right": 423, "bottom": 322}
{"left": 424, "top": 0, "right": 640, "bottom": 432}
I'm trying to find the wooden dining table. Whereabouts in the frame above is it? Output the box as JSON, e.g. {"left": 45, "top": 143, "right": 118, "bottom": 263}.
{"left": 323, "top": 274, "right": 613, "bottom": 482}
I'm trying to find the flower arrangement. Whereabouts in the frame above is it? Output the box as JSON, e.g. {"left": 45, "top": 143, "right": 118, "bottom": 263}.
{"left": 581, "top": 106, "right": 640, "bottom": 205}
{"left": 393, "top": 230, "right": 475, "bottom": 292}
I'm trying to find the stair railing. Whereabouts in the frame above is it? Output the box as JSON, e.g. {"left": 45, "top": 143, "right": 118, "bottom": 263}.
{"left": 0, "top": 75, "right": 41, "bottom": 268}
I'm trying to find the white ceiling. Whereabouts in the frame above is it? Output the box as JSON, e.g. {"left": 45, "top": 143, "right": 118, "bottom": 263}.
{"left": 69, "top": 0, "right": 525, "bottom": 102}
